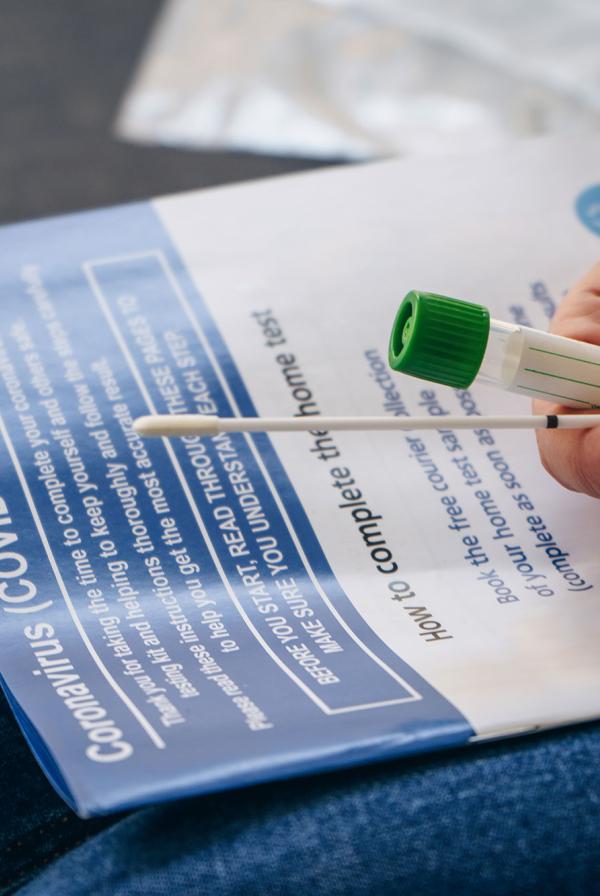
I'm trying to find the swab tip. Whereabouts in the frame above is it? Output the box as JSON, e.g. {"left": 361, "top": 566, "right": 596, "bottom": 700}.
{"left": 133, "top": 414, "right": 221, "bottom": 437}
{"left": 133, "top": 415, "right": 158, "bottom": 436}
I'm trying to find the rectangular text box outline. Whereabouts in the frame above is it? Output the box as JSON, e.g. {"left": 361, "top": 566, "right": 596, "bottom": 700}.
{"left": 84, "top": 251, "right": 423, "bottom": 714}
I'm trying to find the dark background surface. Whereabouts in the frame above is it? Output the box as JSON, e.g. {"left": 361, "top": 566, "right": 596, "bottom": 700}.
{"left": 0, "top": 1, "right": 330, "bottom": 891}
{"left": 0, "top": 0, "right": 331, "bottom": 226}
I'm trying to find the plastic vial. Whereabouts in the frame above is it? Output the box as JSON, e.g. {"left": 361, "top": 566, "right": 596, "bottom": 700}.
{"left": 388, "top": 291, "right": 600, "bottom": 409}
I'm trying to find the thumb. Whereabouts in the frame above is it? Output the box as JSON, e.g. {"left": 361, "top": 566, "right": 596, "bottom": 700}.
{"left": 533, "top": 261, "right": 600, "bottom": 498}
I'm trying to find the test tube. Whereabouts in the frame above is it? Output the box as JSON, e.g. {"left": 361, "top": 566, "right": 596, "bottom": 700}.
{"left": 388, "top": 291, "right": 600, "bottom": 409}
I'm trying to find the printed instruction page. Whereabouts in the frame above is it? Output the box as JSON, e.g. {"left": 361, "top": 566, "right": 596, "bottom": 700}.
{"left": 0, "top": 137, "right": 598, "bottom": 814}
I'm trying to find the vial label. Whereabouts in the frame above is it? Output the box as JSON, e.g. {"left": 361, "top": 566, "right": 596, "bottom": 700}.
{"left": 509, "top": 327, "right": 600, "bottom": 408}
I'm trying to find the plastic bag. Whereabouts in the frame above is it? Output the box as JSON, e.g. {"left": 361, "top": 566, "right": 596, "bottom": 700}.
{"left": 116, "top": 0, "right": 600, "bottom": 159}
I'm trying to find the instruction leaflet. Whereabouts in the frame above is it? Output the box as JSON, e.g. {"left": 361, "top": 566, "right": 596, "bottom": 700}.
{"left": 0, "top": 137, "right": 599, "bottom": 815}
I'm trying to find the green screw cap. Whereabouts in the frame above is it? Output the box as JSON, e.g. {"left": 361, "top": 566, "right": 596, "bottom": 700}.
{"left": 388, "top": 291, "right": 490, "bottom": 389}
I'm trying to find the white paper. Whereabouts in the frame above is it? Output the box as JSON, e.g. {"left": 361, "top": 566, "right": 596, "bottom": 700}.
{"left": 156, "top": 136, "right": 600, "bottom": 738}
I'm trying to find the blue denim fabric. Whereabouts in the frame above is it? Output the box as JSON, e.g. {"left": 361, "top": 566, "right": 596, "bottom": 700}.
{"left": 15, "top": 719, "right": 600, "bottom": 896}
{"left": 0, "top": 698, "right": 113, "bottom": 895}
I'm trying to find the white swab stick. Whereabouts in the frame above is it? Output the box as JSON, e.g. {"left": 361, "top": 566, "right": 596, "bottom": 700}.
{"left": 133, "top": 413, "right": 600, "bottom": 438}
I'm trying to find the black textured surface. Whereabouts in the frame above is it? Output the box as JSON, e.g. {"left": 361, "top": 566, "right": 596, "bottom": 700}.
{"left": 0, "top": 1, "right": 330, "bottom": 891}
{"left": 0, "top": 0, "right": 332, "bottom": 226}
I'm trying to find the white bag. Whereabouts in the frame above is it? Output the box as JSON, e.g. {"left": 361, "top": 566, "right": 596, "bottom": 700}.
{"left": 116, "top": 0, "right": 600, "bottom": 159}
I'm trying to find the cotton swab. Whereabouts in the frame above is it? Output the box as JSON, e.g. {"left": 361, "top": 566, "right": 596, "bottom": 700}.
{"left": 133, "top": 413, "right": 600, "bottom": 438}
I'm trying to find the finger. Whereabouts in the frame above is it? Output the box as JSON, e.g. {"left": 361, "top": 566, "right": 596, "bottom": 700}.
{"left": 550, "top": 260, "right": 600, "bottom": 342}
{"left": 534, "top": 411, "right": 600, "bottom": 497}
{"left": 534, "top": 260, "right": 600, "bottom": 498}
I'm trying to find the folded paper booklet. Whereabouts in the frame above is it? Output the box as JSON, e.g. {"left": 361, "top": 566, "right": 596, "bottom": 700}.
{"left": 0, "top": 138, "right": 599, "bottom": 816}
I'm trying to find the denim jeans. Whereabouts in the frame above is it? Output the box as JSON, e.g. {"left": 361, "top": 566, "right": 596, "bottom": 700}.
{"left": 0, "top": 696, "right": 112, "bottom": 894}
{"left": 6, "top": 697, "right": 599, "bottom": 896}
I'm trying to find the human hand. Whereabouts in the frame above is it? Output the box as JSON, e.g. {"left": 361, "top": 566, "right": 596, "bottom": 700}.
{"left": 534, "top": 261, "right": 600, "bottom": 498}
